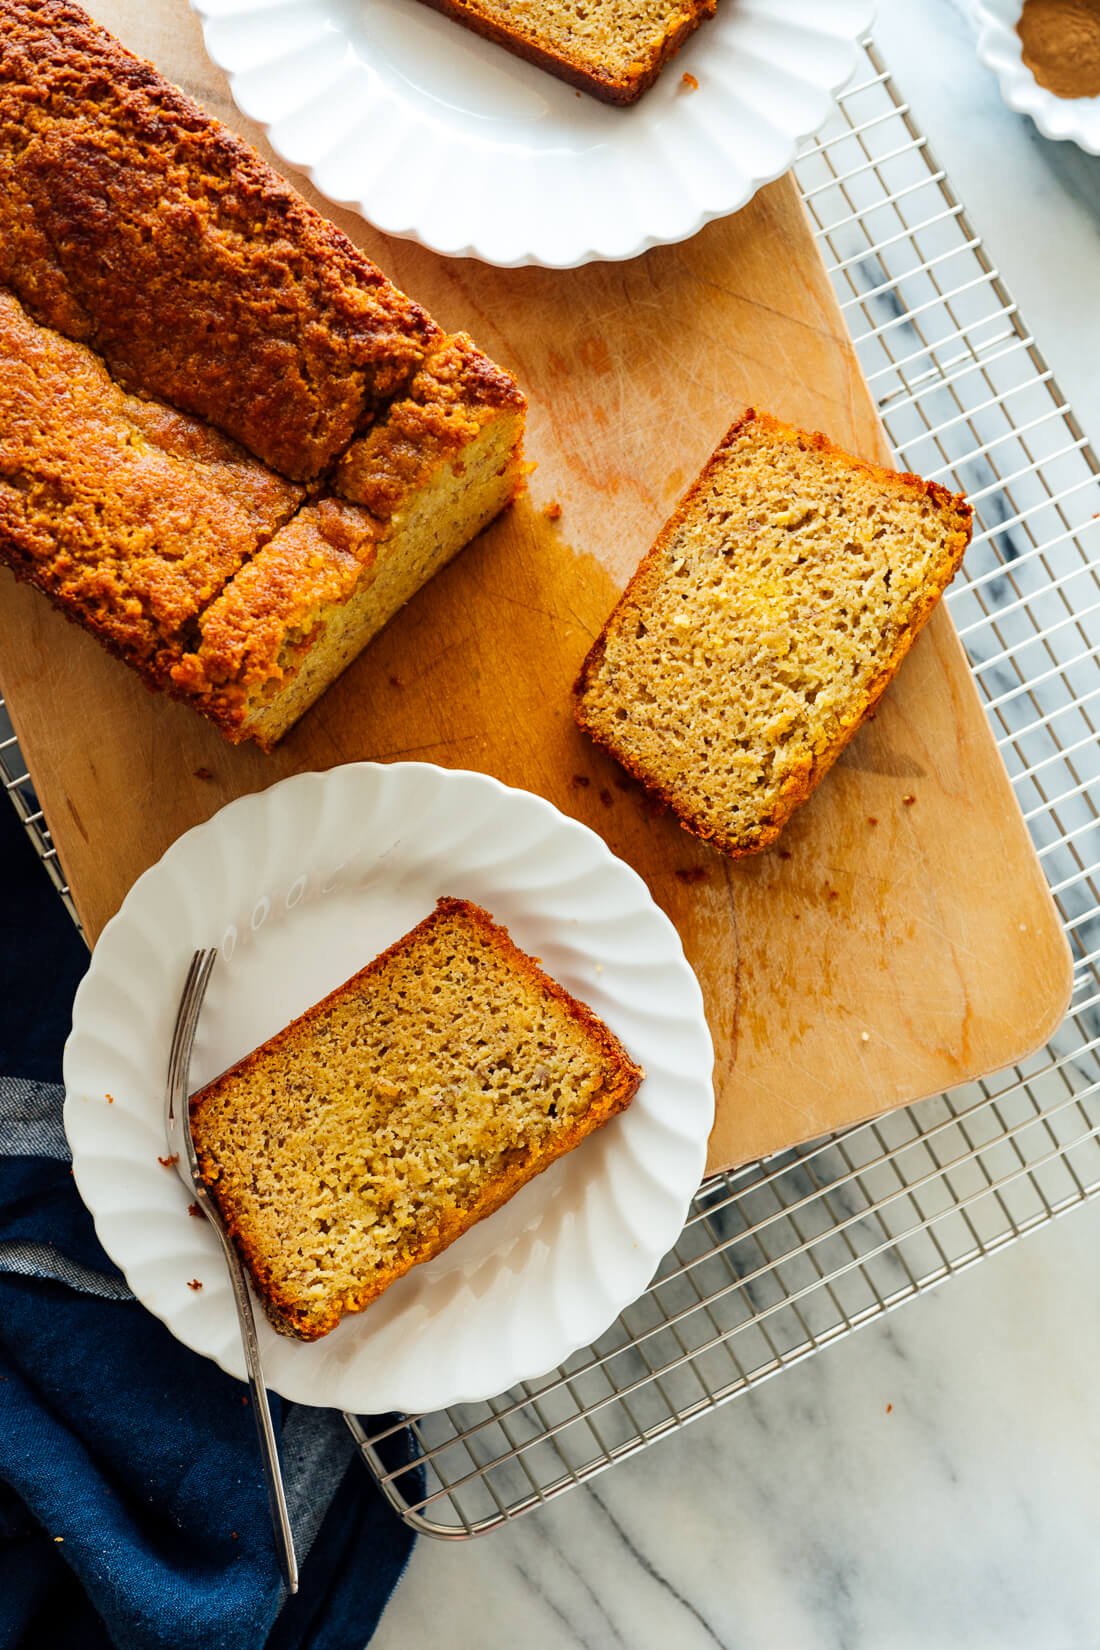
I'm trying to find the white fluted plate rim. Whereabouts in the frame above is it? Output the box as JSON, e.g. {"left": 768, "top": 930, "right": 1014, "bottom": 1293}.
{"left": 63, "top": 762, "right": 713, "bottom": 1412}
{"left": 188, "top": 0, "right": 875, "bottom": 267}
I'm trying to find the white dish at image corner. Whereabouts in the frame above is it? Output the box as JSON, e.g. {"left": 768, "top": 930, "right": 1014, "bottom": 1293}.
{"left": 63, "top": 763, "right": 714, "bottom": 1414}
{"left": 976, "top": 0, "right": 1100, "bottom": 155}
{"left": 189, "top": 0, "right": 874, "bottom": 267}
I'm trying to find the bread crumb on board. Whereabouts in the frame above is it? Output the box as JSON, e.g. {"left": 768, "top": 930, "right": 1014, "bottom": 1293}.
{"left": 543, "top": 500, "right": 563, "bottom": 521}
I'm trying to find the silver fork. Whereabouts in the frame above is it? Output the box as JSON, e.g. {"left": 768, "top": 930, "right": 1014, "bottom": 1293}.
{"left": 165, "top": 949, "right": 299, "bottom": 1596}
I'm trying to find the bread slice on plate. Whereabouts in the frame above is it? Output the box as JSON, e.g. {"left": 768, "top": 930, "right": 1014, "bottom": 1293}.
{"left": 574, "top": 408, "right": 973, "bottom": 857}
{"left": 189, "top": 898, "right": 643, "bottom": 1340}
{"left": 412, "top": 0, "right": 715, "bottom": 105}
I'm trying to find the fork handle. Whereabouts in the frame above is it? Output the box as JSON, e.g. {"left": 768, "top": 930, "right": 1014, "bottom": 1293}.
{"left": 217, "top": 1227, "right": 300, "bottom": 1595}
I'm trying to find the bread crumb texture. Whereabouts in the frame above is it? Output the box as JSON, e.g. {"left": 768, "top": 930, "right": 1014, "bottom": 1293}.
{"left": 575, "top": 409, "right": 972, "bottom": 857}
{"left": 412, "top": 0, "right": 714, "bottom": 103}
{"left": 190, "top": 898, "right": 643, "bottom": 1340}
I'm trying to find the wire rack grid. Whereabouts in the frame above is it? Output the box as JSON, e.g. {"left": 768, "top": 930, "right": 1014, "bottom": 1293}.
{"left": 3, "top": 37, "right": 1099, "bottom": 1540}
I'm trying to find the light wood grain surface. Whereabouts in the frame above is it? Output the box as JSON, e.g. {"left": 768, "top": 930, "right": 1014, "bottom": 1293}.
{"left": 0, "top": 0, "right": 1071, "bottom": 1173}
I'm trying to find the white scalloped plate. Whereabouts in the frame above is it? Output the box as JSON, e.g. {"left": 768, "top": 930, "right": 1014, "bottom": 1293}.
{"left": 63, "top": 764, "right": 713, "bottom": 1412}
{"left": 189, "top": 0, "right": 874, "bottom": 267}
{"left": 976, "top": 0, "right": 1100, "bottom": 156}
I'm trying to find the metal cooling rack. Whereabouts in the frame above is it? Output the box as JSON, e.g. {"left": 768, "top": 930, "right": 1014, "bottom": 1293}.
{"left": 5, "top": 37, "right": 1100, "bottom": 1539}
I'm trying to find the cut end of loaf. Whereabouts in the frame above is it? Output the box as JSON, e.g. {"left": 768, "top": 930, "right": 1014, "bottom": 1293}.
{"left": 189, "top": 897, "right": 643, "bottom": 1340}
{"left": 574, "top": 408, "right": 973, "bottom": 858}
{"left": 165, "top": 336, "right": 527, "bottom": 747}
{"left": 185, "top": 410, "right": 525, "bottom": 750}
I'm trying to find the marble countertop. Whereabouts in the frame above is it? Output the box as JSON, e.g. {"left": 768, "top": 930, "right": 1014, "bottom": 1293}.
{"left": 371, "top": 4, "right": 1100, "bottom": 1647}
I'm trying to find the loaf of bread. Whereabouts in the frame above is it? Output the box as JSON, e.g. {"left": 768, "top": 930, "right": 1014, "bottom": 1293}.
{"left": 413, "top": 0, "right": 715, "bottom": 104}
{"left": 189, "top": 898, "right": 643, "bottom": 1340}
{"left": 574, "top": 409, "right": 973, "bottom": 856}
{"left": 0, "top": 0, "right": 526, "bottom": 747}
{"left": 0, "top": 0, "right": 439, "bottom": 481}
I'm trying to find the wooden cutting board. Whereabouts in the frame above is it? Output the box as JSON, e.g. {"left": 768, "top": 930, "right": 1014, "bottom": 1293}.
{"left": 0, "top": 0, "right": 1071, "bottom": 1174}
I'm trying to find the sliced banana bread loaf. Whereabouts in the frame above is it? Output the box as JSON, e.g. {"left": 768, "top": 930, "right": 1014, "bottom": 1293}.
{"left": 167, "top": 333, "right": 524, "bottom": 748}
{"left": 0, "top": 286, "right": 524, "bottom": 746}
{"left": 0, "top": 1, "right": 526, "bottom": 746}
{"left": 190, "top": 898, "right": 643, "bottom": 1340}
{"left": 574, "top": 409, "right": 973, "bottom": 856}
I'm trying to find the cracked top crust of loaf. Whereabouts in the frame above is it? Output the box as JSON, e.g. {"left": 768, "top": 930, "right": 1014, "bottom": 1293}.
{"left": 334, "top": 332, "right": 526, "bottom": 518}
{"left": 0, "top": 0, "right": 442, "bottom": 480}
{"left": 0, "top": 287, "right": 302, "bottom": 676}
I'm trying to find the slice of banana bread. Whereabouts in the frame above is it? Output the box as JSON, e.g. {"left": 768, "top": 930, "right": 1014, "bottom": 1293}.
{"left": 574, "top": 409, "right": 973, "bottom": 857}
{"left": 413, "top": 0, "right": 715, "bottom": 104}
{"left": 189, "top": 898, "right": 643, "bottom": 1340}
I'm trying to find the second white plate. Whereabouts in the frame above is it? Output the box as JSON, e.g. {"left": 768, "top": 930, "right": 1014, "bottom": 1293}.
{"left": 191, "top": 0, "right": 874, "bottom": 266}
{"left": 63, "top": 763, "right": 713, "bottom": 1413}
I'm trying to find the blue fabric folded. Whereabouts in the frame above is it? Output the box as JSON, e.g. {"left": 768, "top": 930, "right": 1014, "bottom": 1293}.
{"left": 0, "top": 800, "right": 419, "bottom": 1650}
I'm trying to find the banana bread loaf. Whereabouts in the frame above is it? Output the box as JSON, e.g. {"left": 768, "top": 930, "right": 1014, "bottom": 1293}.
{"left": 0, "top": 0, "right": 526, "bottom": 746}
{"left": 575, "top": 409, "right": 973, "bottom": 856}
{"left": 0, "top": 0, "right": 441, "bottom": 481}
{"left": 190, "top": 898, "right": 643, "bottom": 1340}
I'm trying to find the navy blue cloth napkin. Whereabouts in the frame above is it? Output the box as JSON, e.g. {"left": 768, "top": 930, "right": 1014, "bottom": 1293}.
{"left": 0, "top": 799, "right": 419, "bottom": 1650}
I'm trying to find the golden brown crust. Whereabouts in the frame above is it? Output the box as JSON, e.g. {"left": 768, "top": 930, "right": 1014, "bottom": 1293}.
{"left": 411, "top": 0, "right": 715, "bottom": 104}
{"left": 0, "top": 0, "right": 441, "bottom": 479}
{"left": 0, "top": 286, "right": 302, "bottom": 675}
{"left": 0, "top": 0, "right": 527, "bottom": 744}
{"left": 334, "top": 333, "right": 527, "bottom": 518}
{"left": 168, "top": 499, "right": 377, "bottom": 708}
{"left": 168, "top": 348, "right": 525, "bottom": 743}
{"left": 574, "top": 407, "right": 974, "bottom": 857}
{"left": 190, "top": 897, "right": 643, "bottom": 1339}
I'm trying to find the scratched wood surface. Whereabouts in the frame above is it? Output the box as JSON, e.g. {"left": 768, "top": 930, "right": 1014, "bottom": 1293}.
{"left": 0, "top": 0, "right": 1072, "bottom": 1172}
